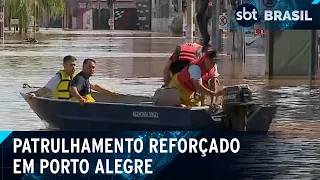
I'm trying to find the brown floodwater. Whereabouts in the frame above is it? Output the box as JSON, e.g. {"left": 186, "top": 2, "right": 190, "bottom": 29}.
{"left": 0, "top": 30, "right": 319, "bottom": 178}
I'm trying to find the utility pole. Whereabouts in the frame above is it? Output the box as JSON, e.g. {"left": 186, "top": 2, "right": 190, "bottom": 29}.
{"left": 34, "top": 0, "right": 36, "bottom": 39}
{"left": 186, "top": 0, "right": 194, "bottom": 41}
{"left": 210, "top": 0, "right": 217, "bottom": 50}
{"left": 215, "top": 0, "right": 222, "bottom": 52}
{"left": 98, "top": 0, "right": 100, "bottom": 29}
{"left": 211, "top": 0, "right": 223, "bottom": 52}
{"left": 111, "top": 2, "right": 114, "bottom": 30}
{"left": 108, "top": 0, "right": 115, "bottom": 30}
{"left": 0, "top": 0, "right": 4, "bottom": 47}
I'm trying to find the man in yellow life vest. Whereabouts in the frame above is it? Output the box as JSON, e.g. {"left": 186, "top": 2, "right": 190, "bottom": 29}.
{"left": 69, "top": 58, "right": 119, "bottom": 104}
{"left": 28, "top": 55, "right": 77, "bottom": 99}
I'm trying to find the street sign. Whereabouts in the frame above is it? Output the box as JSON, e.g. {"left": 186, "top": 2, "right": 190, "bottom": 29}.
{"left": 10, "top": 19, "right": 18, "bottom": 25}
{"left": 78, "top": 2, "right": 86, "bottom": 8}
{"left": 218, "top": 14, "right": 227, "bottom": 30}
{"left": 108, "top": 19, "right": 114, "bottom": 26}
{"left": 183, "top": 24, "right": 187, "bottom": 37}
{"left": 0, "top": 12, "right": 3, "bottom": 23}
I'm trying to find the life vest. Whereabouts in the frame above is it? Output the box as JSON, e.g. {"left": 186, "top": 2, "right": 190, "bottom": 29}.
{"left": 178, "top": 43, "right": 203, "bottom": 62}
{"left": 177, "top": 57, "right": 215, "bottom": 92}
{"left": 53, "top": 70, "right": 76, "bottom": 99}
{"left": 71, "top": 94, "right": 95, "bottom": 103}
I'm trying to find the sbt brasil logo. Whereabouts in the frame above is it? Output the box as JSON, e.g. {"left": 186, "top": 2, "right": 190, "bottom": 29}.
{"left": 235, "top": 4, "right": 312, "bottom": 27}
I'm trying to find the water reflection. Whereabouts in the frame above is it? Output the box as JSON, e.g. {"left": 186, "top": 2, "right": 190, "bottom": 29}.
{"left": 232, "top": 133, "right": 320, "bottom": 179}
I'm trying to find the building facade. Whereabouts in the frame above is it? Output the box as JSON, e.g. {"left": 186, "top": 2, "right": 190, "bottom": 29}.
{"left": 62, "top": 0, "right": 151, "bottom": 30}
{"left": 151, "top": 0, "right": 213, "bottom": 33}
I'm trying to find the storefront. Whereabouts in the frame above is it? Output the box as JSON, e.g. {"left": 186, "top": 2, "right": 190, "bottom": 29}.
{"left": 63, "top": 0, "right": 150, "bottom": 30}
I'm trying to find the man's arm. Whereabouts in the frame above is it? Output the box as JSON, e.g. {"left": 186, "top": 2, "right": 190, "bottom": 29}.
{"left": 213, "top": 64, "right": 222, "bottom": 96}
{"left": 29, "top": 74, "right": 61, "bottom": 98}
{"left": 91, "top": 83, "right": 118, "bottom": 96}
{"left": 208, "top": 64, "right": 220, "bottom": 103}
{"left": 209, "top": 76, "right": 217, "bottom": 105}
{"left": 192, "top": 79, "right": 215, "bottom": 96}
{"left": 163, "top": 60, "right": 172, "bottom": 86}
{"left": 31, "top": 87, "right": 51, "bottom": 97}
{"left": 70, "top": 86, "right": 85, "bottom": 101}
{"left": 163, "top": 46, "right": 180, "bottom": 86}
{"left": 188, "top": 65, "right": 215, "bottom": 96}
{"left": 69, "top": 77, "right": 86, "bottom": 103}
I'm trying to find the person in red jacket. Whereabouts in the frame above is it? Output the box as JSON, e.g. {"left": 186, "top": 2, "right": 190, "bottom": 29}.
{"left": 167, "top": 49, "right": 222, "bottom": 106}
{"left": 163, "top": 42, "right": 203, "bottom": 87}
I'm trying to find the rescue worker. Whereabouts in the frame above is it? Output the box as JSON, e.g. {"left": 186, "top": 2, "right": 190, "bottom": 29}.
{"left": 28, "top": 55, "right": 77, "bottom": 99}
{"left": 163, "top": 42, "right": 203, "bottom": 86}
{"left": 69, "top": 58, "right": 119, "bottom": 104}
{"left": 163, "top": 42, "right": 220, "bottom": 87}
{"left": 167, "top": 49, "right": 223, "bottom": 106}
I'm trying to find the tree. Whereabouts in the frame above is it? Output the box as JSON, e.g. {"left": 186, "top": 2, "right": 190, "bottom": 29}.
{"left": 228, "top": 0, "right": 238, "bottom": 11}
{"left": 4, "top": 0, "right": 65, "bottom": 34}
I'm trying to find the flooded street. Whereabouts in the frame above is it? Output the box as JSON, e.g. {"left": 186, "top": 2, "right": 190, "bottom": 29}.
{"left": 0, "top": 30, "right": 320, "bottom": 178}
{"left": 1, "top": 30, "right": 318, "bottom": 130}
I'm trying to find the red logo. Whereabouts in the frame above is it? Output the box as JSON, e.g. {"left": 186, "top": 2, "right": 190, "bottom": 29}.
{"left": 254, "top": 29, "right": 265, "bottom": 36}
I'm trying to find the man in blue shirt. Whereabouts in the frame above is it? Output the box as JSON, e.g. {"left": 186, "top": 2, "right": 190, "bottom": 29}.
{"left": 69, "top": 58, "right": 119, "bottom": 104}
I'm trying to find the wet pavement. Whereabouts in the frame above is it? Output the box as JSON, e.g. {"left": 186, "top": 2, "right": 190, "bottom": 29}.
{"left": 0, "top": 30, "right": 320, "bottom": 178}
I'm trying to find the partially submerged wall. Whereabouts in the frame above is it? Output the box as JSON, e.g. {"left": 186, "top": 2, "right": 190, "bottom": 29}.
{"left": 151, "top": 0, "right": 181, "bottom": 33}
{"left": 268, "top": 30, "right": 317, "bottom": 77}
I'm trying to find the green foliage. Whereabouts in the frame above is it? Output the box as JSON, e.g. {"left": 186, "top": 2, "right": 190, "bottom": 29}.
{"left": 4, "top": 0, "right": 65, "bottom": 34}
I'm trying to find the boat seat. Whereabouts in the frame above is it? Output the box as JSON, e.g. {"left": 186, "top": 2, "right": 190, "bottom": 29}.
{"left": 153, "top": 87, "right": 180, "bottom": 106}
{"left": 190, "top": 106, "right": 210, "bottom": 110}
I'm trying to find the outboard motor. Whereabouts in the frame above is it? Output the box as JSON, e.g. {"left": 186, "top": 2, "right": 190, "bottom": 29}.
{"left": 223, "top": 84, "right": 253, "bottom": 105}
{"left": 220, "top": 84, "right": 276, "bottom": 132}
{"left": 221, "top": 84, "right": 253, "bottom": 131}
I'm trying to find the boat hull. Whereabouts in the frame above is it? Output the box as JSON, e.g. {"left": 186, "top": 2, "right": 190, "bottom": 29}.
{"left": 20, "top": 92, "right": 277, "bottom": 132}
{"left": 21, "top": 93, "right": 227, "bottom": 131}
